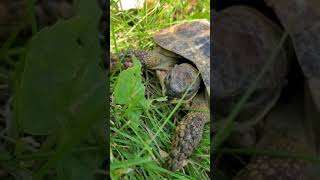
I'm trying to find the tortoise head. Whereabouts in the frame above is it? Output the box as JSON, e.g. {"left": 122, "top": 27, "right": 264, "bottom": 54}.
{"left": 134, "top": 47, "right": 201, "bottom": 102}
{"left": 164, "top": 63, "right": 201, "bottom": 102}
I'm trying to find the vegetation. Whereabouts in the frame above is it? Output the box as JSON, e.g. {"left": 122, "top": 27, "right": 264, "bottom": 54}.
{"left": 0, "top": 1, "right": 106, "bottom": 179}
{"left": 110, "top": 0, "right": 210, "bottom": 179}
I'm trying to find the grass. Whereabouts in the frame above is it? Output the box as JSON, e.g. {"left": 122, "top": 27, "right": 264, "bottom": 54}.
{"left": 110, "top": 0, "right": 210, "bottom": 179}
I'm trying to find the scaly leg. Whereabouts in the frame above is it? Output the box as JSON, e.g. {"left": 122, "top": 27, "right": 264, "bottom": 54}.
{"left": 167, "top": 94, "right": 209, "bottom": 171}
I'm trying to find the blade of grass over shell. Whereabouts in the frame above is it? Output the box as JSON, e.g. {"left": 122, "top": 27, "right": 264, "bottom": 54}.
{"left": 212, "top": 31, "right": 289, "bottom": 153}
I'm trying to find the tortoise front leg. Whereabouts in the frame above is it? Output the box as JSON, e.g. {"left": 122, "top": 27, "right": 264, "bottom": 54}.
{"left": 167, "top": 95, "right": 209, "bottom": 171}
{"left": 110, "top": 47, "right": 178, "bottom": 73}
{"left": 110, "top": 50, "right": 153, "bottom": 73}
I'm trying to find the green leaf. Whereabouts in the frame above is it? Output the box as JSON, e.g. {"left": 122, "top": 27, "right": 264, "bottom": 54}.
{"left": 114, "top": 58, "right": 148, "bottom": 109}
{"left": 57, "top": 149, "right": 104, "bottom": 180}
{"left": 74, "top": 0, "right": 101, "bottom": 22}
{"left": 15, "top": 16, "right": 104, "bottom": 135}
{"left": 113, "top": 66, "right": 139, "bottom": 105}
{"left": 127, "top": 107, "right": 142, "bottom": 129}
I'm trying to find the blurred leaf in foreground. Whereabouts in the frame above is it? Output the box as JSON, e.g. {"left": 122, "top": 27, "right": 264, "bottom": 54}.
{"left": 15, "top": 15, "right": 105, "bottom": 179}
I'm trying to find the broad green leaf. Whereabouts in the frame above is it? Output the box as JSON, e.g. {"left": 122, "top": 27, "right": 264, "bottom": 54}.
{"left": 74, "top": 0, "right": 101, "bottom": 22}
{"left": 16, "top": 14, "right": 107, "bottom": 178}
{"left": 113, "top": 66, "right": 139, "bottom": 104}
{"left": 16, "top": 17, "right": 104, "bottom": 135}
{"left": 57, "top": 149, "right": 104, "bottom": 180}
{"left": 114, "top": 58, "right": 148, "bottom": 109}
{"left": 127, "top": 107, "right": 142, "bottom": 130}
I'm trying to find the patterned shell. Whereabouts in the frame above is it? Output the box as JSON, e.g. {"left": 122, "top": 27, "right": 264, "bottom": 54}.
{"left": 153, "top": 20, "right": 210, "bottom": 96}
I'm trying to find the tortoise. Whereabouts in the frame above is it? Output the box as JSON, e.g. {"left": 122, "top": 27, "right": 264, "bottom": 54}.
{"left": 112, "top": 20, "right": 210, "bottom": 171}
{"left": 213, "top": 2, "right": 320, "bottom": 179}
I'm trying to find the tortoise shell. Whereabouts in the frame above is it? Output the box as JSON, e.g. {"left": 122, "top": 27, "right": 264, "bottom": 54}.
{"left": 266, "top": 0, "right": 320, "bottom": 110}
{"left": 212, "top": 6, "right": 290, "bottom": 123}
{"left": 153, "top": 20, "right": 210, "bottom": 96}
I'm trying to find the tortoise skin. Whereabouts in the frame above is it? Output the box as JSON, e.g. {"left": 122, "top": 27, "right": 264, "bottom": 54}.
{"left": 167, "top": 96, "right": 209, "bottom": 171}
{"left": 165, "top": 63, "right": 201, "bottom": 100}
{"left": 154, "top": 20, "right": 210, "bottom": 96}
